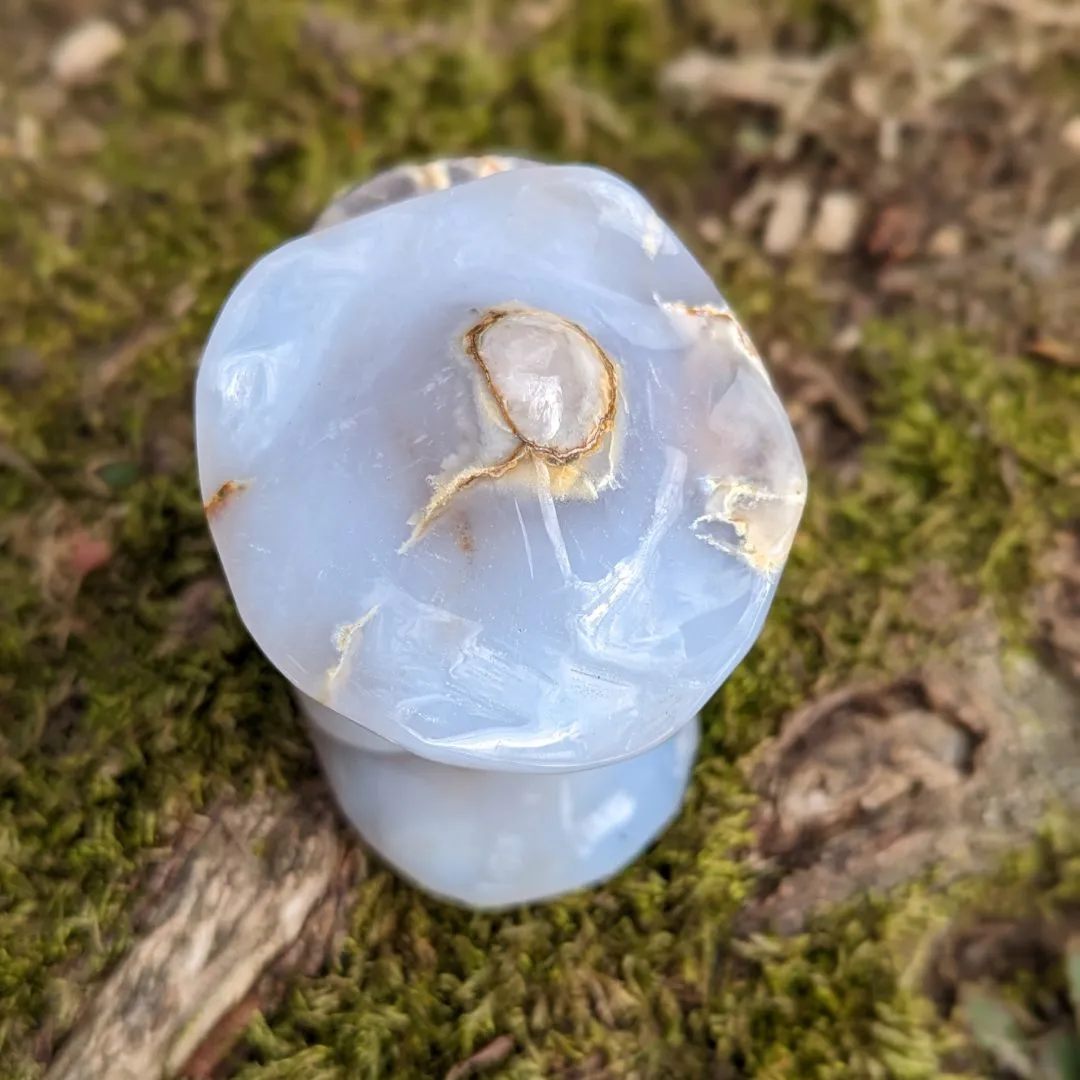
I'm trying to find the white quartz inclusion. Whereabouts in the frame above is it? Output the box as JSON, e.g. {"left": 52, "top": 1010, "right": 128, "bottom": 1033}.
{"left": 478, "top": 308, "right": 613, "bottom": 450}
{"left": 195, "top": 161, "right": 807, "bottom": 906}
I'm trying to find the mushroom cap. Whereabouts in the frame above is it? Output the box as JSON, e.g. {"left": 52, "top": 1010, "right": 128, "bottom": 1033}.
{"left": 195, "top": 163, "right": 806, "bottom": 772}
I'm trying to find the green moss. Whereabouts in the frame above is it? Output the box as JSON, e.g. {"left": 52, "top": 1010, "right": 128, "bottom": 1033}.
{"left": 2, "top": 0, "right": 1080, "bottom": 1077}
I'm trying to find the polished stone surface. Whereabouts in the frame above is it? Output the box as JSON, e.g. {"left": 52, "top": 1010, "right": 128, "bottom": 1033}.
{"left": 304, "top": 691, "right": 700, "bottom": 910}
{"left": 196, "top": 158, "right": 806, "bottom": 906}
{"left": 197, "top": 162, "right": 805, "bottom": 770}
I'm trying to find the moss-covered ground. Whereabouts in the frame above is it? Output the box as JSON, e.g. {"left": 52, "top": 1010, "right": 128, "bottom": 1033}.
{"left": 2, "top": 1, "right": 1080, "bottom": 1077}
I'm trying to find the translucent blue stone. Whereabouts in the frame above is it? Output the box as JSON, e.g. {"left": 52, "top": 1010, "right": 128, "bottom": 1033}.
{"left": 196, "top": 158, "right": 806, "bottom": 908}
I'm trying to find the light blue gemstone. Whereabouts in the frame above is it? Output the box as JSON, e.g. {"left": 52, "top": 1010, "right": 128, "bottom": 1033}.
{"left": 196, "top": 159, "right": 806, "bottom": 908}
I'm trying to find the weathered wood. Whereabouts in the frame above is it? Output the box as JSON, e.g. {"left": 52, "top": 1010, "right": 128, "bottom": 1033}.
{"left": 46, "top": 788, "right": 357, "bottom": 1080}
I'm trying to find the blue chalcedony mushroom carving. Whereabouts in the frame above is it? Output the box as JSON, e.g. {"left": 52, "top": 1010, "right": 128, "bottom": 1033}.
{"left": 195, "top": 156, "right": 807, "bottom": 909}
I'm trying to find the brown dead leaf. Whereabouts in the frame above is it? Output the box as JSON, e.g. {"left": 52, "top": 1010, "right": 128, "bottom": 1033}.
{"left": 11, "top": 504, "right": 113, "bottom": 604}
{"left": 747, "top": 678, "right": 981, "bottom": 865}
{"left": 930, "top": 918, "right": 1063, "bottom": 1006}
{"left": 65, "top": 531, "right": 112, "bottom": 580}
{"left": 867, "top": 203, "right": 925, "bottom": 262}
{"left": 739, "top": 619, "right": 1080, "bottom": 933}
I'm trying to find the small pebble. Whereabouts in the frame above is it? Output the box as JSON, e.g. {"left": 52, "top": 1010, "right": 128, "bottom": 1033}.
{"left": 1044, "top": 214, "right": 1076, "bottom": 256}
{"left": 1062, "top": 116, "right": 1080, "bottom": 154}
{"left": 763, "top": 177, "right": 812, "bottom": 256}
{"left": 697, "top": 215, "right": 725, "bottom": 245}
{"left": 811, "top": 191, "right": 863, "bottom": 254}
{"left": 50, "top": 19, "right": 126, "bottom": 85}
{"left": 731, "top": 178, "right": 776, "bottom": 231}
{"left": 15, "top": 115, "right": 41, "bottom": 162}
{"left": 46, "top": 205, "right": 75, "bottom": 240}
{"left": 78, "top": 174, "right": 110, "bottom": 207}
{"left": 878, "top": 117, "right": 902, "bottom": 163}
{"left": 832, "top": 325, "right": 862, "bottom": 353}
{"left": 927, "top": 224, "right": 965, "bottom": 259}
{"left": 767, "top": 339, "right": 792, "bottom": 365}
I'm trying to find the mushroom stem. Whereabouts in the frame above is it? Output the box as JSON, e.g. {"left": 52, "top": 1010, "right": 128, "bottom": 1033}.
{"left": 294, "top": 689, "right": 700, "bottom": 910}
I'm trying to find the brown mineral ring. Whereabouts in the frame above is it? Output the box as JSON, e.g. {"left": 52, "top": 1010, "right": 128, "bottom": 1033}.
{"left": 463, "top": 307, "right": 618, "bottom": 466}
